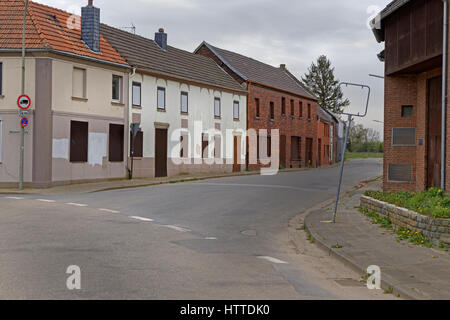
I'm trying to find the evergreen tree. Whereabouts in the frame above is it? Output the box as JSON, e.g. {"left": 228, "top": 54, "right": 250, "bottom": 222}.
{"left": 301, "top": 55, "right": 350, "bottom": 114}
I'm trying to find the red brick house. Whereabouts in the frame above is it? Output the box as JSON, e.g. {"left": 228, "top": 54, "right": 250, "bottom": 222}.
{"left": 195, "top": 42, "right": 319, "bottom": 170}
{"left": 317, "top": 106, "right": 337, "bottom": 166}
{"left": 372, "top": 0, "right": 449, "bottom": 192}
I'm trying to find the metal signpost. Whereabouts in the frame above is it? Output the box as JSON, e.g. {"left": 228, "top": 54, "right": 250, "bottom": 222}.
{"left": 19, "top": 0, "right": 29, "bottom": 190}
{"left": 332, "top": 82, "right": 371, "bottom": 224}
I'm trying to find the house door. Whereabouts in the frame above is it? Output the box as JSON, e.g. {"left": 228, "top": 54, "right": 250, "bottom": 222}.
{"left": 318, "top": 139, "right": 322, "bottom": 166}
{"left": 305, "top": 138, "right": 313, "bottom": 167}
{"left": 427, "top": 76, "right": 442, "bottom": 189}
{"left": 280, "top": 135, "right": 286, "bottom": 168}
{"left": 155, "top": 128, "right": 168, "bottom": 177}
{"left": 233, "top": 136, "right": 241, "bottom": 172}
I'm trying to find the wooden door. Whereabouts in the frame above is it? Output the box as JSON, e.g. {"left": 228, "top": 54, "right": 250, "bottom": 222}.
{"left": 318, "top": 139, "right": 322, "bottom": 166}
{"left": 305, "top": 138, "right": 313, "bottom": 167}
{"left": 155, "top": 128, "right": 168, "bottom": 177}
{"left": 233, "top": 136, "right": 241, "bottom": 172}
{"left": 280, "top": 135, "right": 286, "bottom": 168}
{"left": 427, "top": 76, "right": 442, "bottom": 188}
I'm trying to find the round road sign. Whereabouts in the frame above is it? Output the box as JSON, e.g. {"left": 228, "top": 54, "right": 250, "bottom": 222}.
{"left": 17, "top": 94, "right": 31, "bottom": 110}
{"left": 20, "top": 117, "right": 29, "bottom": 128}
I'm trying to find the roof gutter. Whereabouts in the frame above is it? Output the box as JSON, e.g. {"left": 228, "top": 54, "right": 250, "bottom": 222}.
{"left": 0, "top": 48, "right": 132, "bottom": 69}
{"left": 442, "top": 0, "right": 448, "bottom": 190}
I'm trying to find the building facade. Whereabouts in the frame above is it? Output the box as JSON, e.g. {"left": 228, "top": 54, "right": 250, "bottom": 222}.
{"left": 0, "top": 0, "right": 130, "bottom": 187}
{"left": 195, "top": 42, "right": 319, "bottom": 170}
{"left": 372, "top": 0, "right": 449, "bottom": 192}
{"left": 101, "top": 27, "right": 247, "bottom": 178}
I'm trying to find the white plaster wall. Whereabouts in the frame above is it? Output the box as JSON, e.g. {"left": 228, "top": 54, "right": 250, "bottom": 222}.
{"left": 129, "top": 72, "right": 247, "bottom": 164}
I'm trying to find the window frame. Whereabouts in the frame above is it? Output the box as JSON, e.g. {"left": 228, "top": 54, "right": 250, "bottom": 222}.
{"left": 112, "top": 75, "right": 122, "bottom": 102}
{"left": 281, "top": 97, "right": 286, "bottom": 116}
{"left": 214, "top": 97, "right": 221, "bottom": 118}
{"left": 255, "top": 98, "right": 260, "bottom": 118}
{"left": 72, "top": 67, "right": 87, "bottom": 99}
{"left": 270, "top": 102, "right": 275, "bottom": 120}
{"left": 132, "top": 82, "right": 142, "bottom": 107}
{"left": 401, "top": 105, "right": 414, "bottom": 118}
{"left": 157, "top": 87, "right": 166, "bottom": 111}
{"left": 299, "top": 101, "right": 303, "bottom": 118}
{"left": 307, "top": 103, "right": 311, "bottom": 120}
{"left": 290, "top": 99, "right": 295, "bottom": 117}
{"left": 233, "top": 100, "right": 240, "bottom": 120}
{"left": 181, "top": 91, "right": 189, "bottom": 114}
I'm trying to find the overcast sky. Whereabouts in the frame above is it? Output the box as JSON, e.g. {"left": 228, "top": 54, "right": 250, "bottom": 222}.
{"left": 35, "top": 0, "right": 391, "bottom": 136}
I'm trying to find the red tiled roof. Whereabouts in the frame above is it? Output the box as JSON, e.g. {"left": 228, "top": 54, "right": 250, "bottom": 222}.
{"left": 0, "top": 0, "right": 128, "bottom": 66}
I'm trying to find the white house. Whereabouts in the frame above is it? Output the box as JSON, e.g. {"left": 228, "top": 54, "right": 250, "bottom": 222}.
{"left": 102, "top": 26, "right": 248, "bottom": 178}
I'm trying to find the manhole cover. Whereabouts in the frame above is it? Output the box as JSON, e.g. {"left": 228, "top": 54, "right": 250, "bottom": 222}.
{"left": 241, "top": 229, "right": 257, "bottom": 236}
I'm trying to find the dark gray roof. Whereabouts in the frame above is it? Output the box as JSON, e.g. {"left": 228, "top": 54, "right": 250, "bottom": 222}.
{"left": 318, "top": 106, "right": 333, "bottom": 123}
{"left": 100, "top": 24, "right": 246, "bottom": 93}
{"left": 197, "top": 42, "right": 316, "bottom": 100}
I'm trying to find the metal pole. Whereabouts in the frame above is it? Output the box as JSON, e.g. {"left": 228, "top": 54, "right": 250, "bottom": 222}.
{"left": 332, "top": 114, "right": 352, "bottom": 223}
{"left": 19, "top": 0, "right": 29, "bottom": 190}
{"left": 441, "top": 0, "right": 448, "bottom": 191}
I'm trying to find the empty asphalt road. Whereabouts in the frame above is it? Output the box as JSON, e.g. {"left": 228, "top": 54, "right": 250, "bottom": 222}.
{"left": 0, "top": 159, "right": 393, "bottom": 299}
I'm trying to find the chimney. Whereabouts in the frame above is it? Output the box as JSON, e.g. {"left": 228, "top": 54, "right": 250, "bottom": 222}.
{"left": 81, "top": 0, "right": 100, "bottom": 52}
{"left": 280, "top": 64, "right": 286, "bottom": 70}
{"left": 155, "top": 28, "right": 167, "bottom": 51}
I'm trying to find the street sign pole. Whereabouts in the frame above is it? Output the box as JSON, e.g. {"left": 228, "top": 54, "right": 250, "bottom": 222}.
{"left": 19, "top": 0, "right": 29, "bottom": 190}
{"left": 331, "top": 82, "right": 371, "bottom": 224}
{"left": 332, "top": 114, "right": 352, "bottom": 223}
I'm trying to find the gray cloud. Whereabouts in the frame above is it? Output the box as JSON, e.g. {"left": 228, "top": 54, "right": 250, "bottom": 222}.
{"left": 36, "top": 0, "right": 390, "bottom": 135}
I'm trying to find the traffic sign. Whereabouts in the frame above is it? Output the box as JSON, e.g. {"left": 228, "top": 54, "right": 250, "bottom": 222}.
{"left": 18, "top": 110, "right": 30, "bottom": 117}
{"left": 17, "top": 94, "right": 31, "bottom": 110}
{"left": 20, "top": 117, "right": 29, "bottom": 128}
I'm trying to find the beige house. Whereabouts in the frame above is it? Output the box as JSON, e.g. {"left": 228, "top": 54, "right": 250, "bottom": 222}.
{"left": 101, "top": 26, "right": 248, "bottom": 178}
{"left": 0, "top": 0, "right": 131, "bottom": 187}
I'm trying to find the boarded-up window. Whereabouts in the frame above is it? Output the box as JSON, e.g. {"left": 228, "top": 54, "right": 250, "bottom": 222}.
{"left": 72, "top": 67, "right": 86, "bottom": 98}
{"left": 109, "top": 124, "right": 124, "bottom": 162}
{"left": 132, "top": 82, "right": 141, "bottom": 107}
{"left": 401, "top": 105, "right": 414, "bottom": 117}
{"left": 291, "top": 136, "right": 300, "bottom": 160}
{"left": 388, "top": 164, "right": 413, "bottom": 182}
{"left": 157, "top": 87, "right": 166, "bottom": 110}
{"left": 255, "top": 98, "right": 260, "bottom": 118}
{"left": 181, "top": 92, "right": 188, "bottom": 114}
{"left": 233, "top": 101, "right": 240, "bottom": 120}
{"left": 214, "top": 98, "right": 221, "bottom": 118}
{"left": 392, "top": 128, "right": 416, "bottom": 146}
{"left": 70, "top": 121, "right": 88, "bottom": 162}
{"left": 130, "top": 131, "right": 143, "bottom": 157}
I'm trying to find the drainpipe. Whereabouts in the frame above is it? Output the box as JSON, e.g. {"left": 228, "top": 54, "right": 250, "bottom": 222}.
{"left": 442, "top": 0, "right": 448, "bottom": 190}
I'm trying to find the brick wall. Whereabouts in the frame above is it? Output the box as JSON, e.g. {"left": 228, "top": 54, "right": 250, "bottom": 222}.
{"left": 317, "top": 120, "right": 331, "bottom": 166}
{"left": 247, "top": 83, "right": 318, "bottom": 170}
{"left": 384, "top": 74, "right": 418, "bottom": 192}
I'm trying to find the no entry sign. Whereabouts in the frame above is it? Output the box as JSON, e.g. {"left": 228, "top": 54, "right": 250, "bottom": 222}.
{"left": 17, "top": 94, "right": 31, "bottom": 110}
{"left": 20, "top": 117, "right": 29, "bottom": 128}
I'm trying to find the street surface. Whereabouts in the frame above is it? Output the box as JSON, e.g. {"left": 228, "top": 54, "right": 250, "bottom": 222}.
{"left": 0, "top": 159, "right": 394, "bottom": 299}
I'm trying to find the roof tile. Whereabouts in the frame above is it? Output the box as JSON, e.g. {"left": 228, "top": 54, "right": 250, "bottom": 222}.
{"left": 0, "top": 0, "right": 128, "bottom": 66}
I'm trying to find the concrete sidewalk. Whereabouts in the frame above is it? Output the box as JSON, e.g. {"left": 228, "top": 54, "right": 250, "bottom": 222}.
{"left": 304, "top": 180, "right": 450, "bottom": 300}
{"left": 0, "top": 165, "right": 328, "bottom": 196}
